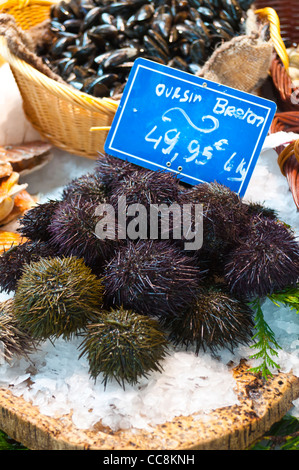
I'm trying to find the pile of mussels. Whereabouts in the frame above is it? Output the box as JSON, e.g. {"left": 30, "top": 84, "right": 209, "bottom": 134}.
{"left": 38, "top": 0, "right": 255, "bottom": 98}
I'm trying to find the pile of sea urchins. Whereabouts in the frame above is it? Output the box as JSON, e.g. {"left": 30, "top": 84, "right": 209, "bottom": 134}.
{"left": 0, "top": 154, "right": 299, "bottom": 388}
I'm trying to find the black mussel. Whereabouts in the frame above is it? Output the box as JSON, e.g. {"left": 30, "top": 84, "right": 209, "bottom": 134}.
{"left": 68, "top": 79, "right": 84, "bottom": 90}
{"left": 88, "top": 24, "right": 119, "bottom": 42}
{"left": 59, "top": 57, "right": 77, "bottom": 77}
{"left": 73, "top": 64, "right": 93, "bottom": 79}
{"left": 102, "top": 47, "right": 140, "bottom": 69}
{"left": 188, "top": 62, "right": 202, "bottom": 74}
{"left": 212, "top": 19, "right": 236, "bottom": 38}
{"left": 107, "top": 1, "right": 145, "bottom": 17}
{"left": 70, "top": 44, "right": 97, "bottom": 65}
{"left": 170, "top": 0, "right": 180, "bottom": 17}
{"left": 187, "top": 0, "right": 203, "bottom": 7}
{"left": 93, "top": 73, "right": 119, "bottom": 86}
{"left": 50, "top": 36, "right": 77, "bottom": 57}
{"left": 50, "top": 20, "right": 66, "bottom": 33}
{"left": 167, "top": 55, "right": 190, "bottom": 72}
{"left": 197, "top": 6, "right": 215, "bottom": 22}
{"left": 178, "top": 40, "right": 190, "bottom": 58}
{"left": 115, "top": 15, "right": 127, "bottom": 32}
{"left": 222, "top": 0, "right": 243, "bottom": 23}
{"left": 78, "top": 30, "right": 92, "bottom": 47}
{"left": 110, "top": 81, "right": 126, "bottom": 98}
{"left": 185, "top": 17, "right": 210, "bottom": 42}
{"left": 94, "top": 50, "right": 116, "bottom": 67}
{"left": 168, "top": 24, "right": 180, "bottom": 44}
{"left": 147, "top": 29, "right": 170, "bottom": 56}
{"left": 82, "top": 6, "right": 102, "bottom": 30}
{"left": 82, "top": 75, "right": 110, "bottom": 96}
{"left": 173, "top": 11, "right": 190, "bottom": 24}
{"left": 219, "top": 9, "right": 239, "bottom": 30}
{"left": 110, "top": 61, "right": 136, "bottom": 75}
{"left": 63, "top": 18, "right": 82, "bottom": 33}
{"left": 190, "top": 37, "right": 207, "bottom": 64}
{"left": 206, "top": 0, "right": 222, "bottom": 8}
{"left": 174, "top": 23, "right": 203, "bottom": 42}
{"left": 151, "top": 12, "right": 173, "bottom": 39}
{"left": 127, "top": 3, "right": 155, "bottom": 26}
{"left": 51, "top": 1, "right": 75, "bottom": 21}
{"left": 177, "top": 0, "right": 190, "bottom": 12}
{"left": 143, "top": 35, "right": 169, "bottom": 63}
{"left": 68, "top": 0, "right": 87, "bottom": 18}
{"left": 100, "top": 12, "right": 115, "bottom": 24}
{"left": 209, "top": 25, "right": 235, "bottom": 43}
{"left": 238, "top": 0, "right": 255, "bottom": 10}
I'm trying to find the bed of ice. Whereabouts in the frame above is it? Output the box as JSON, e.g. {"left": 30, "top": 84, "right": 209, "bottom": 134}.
{"left": 0, "top": 64, "right": 298, "bottom": 433}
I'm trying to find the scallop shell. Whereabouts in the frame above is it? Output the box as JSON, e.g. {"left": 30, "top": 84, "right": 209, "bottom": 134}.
{"left": 0, "top": 141, "right": 52, "bottom": 175}
{"left": 0, "top": 161, "right": 13, "bottom": 179}
{"left": 0, "top": 190, "right": 37, "bottom": 227}
{"left": 0, "top": 172, "right": 29, "bottom": 225}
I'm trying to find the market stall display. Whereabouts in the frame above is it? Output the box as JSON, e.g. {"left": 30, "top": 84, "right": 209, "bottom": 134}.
{"left": 0, "top": 0, "right": 298, "bottom": 453}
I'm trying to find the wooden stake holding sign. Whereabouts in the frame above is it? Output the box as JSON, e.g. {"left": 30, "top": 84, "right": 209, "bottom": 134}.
{"left": 105, "top": 58, "right": 277, "bottom": 197}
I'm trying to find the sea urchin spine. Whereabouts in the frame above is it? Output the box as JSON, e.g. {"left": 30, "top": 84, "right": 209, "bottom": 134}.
{"left": 79, "top": 306, "right": 169, "bottom": 388}
{"left": 14, "top": 256, "right": 104, "bottom": 341}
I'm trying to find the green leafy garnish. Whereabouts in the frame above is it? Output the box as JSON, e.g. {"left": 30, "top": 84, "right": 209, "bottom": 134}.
{"left": 249, "top": 298, "right": 281, "bottom": 379}
{"left": 268, "top": 285, "right": 299, "bottom": 313}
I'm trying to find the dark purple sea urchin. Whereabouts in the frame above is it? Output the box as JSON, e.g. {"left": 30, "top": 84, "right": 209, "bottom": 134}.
{"left": 164, "top": 285, "right": 254, "bottom": 354}
{"left": 224, "top": 217, "right": 299, "bottom": 298}
{"left": 17, "top": 199, "right": 61, "bottom": 242}
{"left": 0, "top": 240, "right": 57, "bottom": 293}
{"left": 95, "top": 153, "right": 138, "bottom": 191}
{"left": 186, "top": 181, "right": 249, "bottom": 245}
{"left": 103, "top": 239, "right": 204, "bottom": 319}
{"left": 62, "top": 172, "right": 108, "bottom": 204}
{"left": 48, "top": 196, "right": 119, "bottom": 268}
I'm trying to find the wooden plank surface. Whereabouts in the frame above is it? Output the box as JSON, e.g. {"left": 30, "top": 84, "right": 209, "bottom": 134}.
{"left": 0, "top": 360, "right": 298, "bottom": 450}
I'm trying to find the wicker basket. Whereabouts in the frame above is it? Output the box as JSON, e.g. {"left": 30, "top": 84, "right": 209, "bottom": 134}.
{"left": 255, "top": 0, "right": 299, "bottom": 112}
{"left": 0, "top": 0, "right": 118, "bottom": 159}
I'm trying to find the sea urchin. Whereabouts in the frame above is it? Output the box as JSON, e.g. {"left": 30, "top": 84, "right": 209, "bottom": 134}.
{"left": 224, "top": 217, "right": 299, "bottom": 298}
{"left": 79, "top": 306, "right": 169, "bottom": 388}
{"left": 14, "top": 257, "right": 104, "bottom": 341}
{"left": 165, "top": 285, "right": 254, "bottom": 354}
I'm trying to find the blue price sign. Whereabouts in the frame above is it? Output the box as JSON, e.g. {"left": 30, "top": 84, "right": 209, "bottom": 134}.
{"left": 104, "top": 58, "right": 276, "bottom": 197}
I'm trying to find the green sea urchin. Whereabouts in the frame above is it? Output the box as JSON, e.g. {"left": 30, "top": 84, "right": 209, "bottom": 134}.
{"left": 164, "top": 285, "right": 254, "bottom": 354}
{"left": 0, "top": 240, "right": 57, "bottom": 293}
{"left": 79, "top": 306, "right": 169, "bottom": 388}
{"left": 0, "top": 299, "right": 37, "bottom": 361}
{"left": 103, "top": 240, "right": 203, "bottom": 319}
{"left": 14, "top": 257, "right": 104, "bottom": 341}
{"left": 225, "top": 217, "right": 299, "bottom": 298}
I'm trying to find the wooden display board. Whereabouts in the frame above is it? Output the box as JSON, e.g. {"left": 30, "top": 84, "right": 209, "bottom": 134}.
{"left": 0, "top": 360, "right": 298, "bottom": 450}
